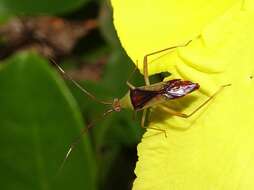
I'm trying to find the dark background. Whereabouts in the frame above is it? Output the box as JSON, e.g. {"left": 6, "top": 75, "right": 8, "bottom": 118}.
{"left": 0, "top": 0, "right": 146, "bottom": 189}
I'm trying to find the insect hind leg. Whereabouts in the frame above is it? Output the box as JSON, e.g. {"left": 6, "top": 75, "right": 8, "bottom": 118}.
{"left": 158, "top": 84, "right": 231, "bottom": 118}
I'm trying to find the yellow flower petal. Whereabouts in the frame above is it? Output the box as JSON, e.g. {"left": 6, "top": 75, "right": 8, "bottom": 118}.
{"left": 112, "top": 0, "right": 254, "bottom": 190}
{"left": 112, "top": 0, "right": 239, "bottom": 73}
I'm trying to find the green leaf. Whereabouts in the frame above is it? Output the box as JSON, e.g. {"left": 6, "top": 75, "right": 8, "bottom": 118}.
{"left": 0, "top": 52, "right": 97, "bottom": 190}
{"left": 0, "top": 0, "right": 90, "bottom": 15}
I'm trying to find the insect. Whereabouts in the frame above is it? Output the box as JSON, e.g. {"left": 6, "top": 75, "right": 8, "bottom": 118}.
{"left": 53, "top": 39, "right": 230, "bottom": 170}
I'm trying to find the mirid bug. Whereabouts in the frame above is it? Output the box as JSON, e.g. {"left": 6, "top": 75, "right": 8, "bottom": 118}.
{"left": 53, "top": 39, "right": 230, "bottom": 170}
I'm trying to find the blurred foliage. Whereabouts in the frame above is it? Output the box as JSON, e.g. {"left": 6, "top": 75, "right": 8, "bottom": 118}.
{"left": 0, "top": 53, "right": 96, "bottom": 190}
{"left": 0, "top": 0, "right": 90, "bottom": 16}
{"left": 0, "top": 0, "right": 144, "bottom": 190}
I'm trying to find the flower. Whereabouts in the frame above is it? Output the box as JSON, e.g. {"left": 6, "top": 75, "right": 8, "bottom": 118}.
{"left": 112, "top": 0, "right": 254, "bottom": 189}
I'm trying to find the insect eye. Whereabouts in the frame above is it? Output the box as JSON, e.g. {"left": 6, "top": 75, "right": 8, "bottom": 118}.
{"left": 113, "top": 98, "right": 121, "bottom": 112}
{"left": 114, "top": 106, "right": 121, "bottom": 112}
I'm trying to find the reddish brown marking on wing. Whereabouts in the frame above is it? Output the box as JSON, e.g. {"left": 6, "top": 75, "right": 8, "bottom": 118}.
{"left": 130, "top": 79, "right": 199, "bottom": 110}
{"left": 130, "top": 88, "right": 159, "bottom": 110}
{"left": 163, "top": 79, "right": 199, "bottom": 99}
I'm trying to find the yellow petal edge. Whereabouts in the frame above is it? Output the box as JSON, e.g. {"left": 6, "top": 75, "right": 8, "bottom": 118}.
{"left": 112, "top": 0, "right": 254, "bottom": 189}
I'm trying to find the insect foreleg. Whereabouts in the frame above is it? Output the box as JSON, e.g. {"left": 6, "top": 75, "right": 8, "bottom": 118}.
{"left": 126, "top": 81, "right": 136, "bottom": 90}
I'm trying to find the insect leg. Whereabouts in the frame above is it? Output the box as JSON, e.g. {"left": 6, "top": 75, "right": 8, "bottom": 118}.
{"left": 126, "top": 60, "right": 139, "bottom": 90}
{"left": 143, "top": 40, "right": 193, "bottom": 86}
{"left": 141, "top": 108, "right": 147, "bottom": 127}
{"left": 141, "top": 109, "right": 167, "bottom": 137}
{"left": 126, "top": 81, "right": 135, "bottom": 90}
{"left": 158, "top": 84, "right": 231, "bottom": 118}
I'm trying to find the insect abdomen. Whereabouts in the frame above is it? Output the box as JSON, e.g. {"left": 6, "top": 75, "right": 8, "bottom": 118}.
{"left": 130, "top": 88, "right": 159, "bottom": 110}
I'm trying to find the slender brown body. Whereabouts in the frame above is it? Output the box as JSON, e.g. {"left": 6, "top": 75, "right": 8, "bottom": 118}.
{"left": 53, "top": 39, "right": 230, "bottom": 170}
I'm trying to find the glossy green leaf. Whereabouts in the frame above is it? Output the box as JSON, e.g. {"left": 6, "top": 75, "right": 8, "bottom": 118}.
{"left": 0, "top": 52, "right": 97, "bottom": 190}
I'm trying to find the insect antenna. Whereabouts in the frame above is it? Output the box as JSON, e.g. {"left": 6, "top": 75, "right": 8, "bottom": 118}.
{"left": 57, "top": 108, "right": 115, "bottom": 175}
{"left": 50, "top": 58, "right": 112, "bottom": 105}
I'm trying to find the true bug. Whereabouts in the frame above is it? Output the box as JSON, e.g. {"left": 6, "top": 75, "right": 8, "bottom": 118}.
{"left": 53, "top": 39, "right": 230, "bottom": 169}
